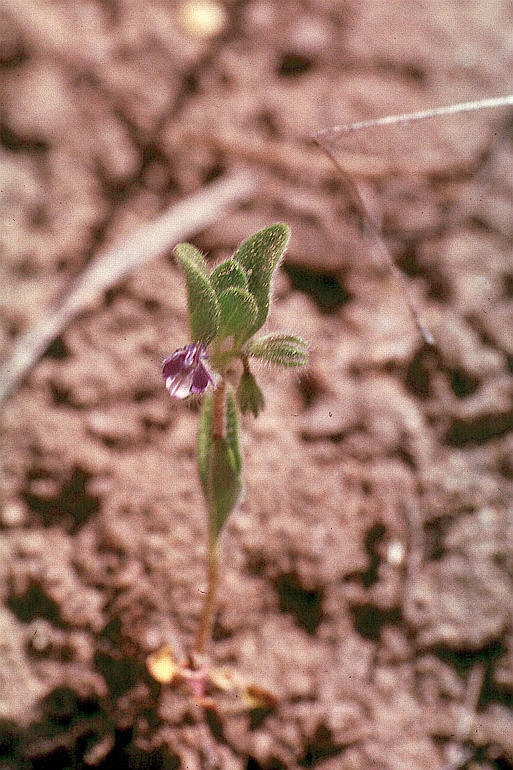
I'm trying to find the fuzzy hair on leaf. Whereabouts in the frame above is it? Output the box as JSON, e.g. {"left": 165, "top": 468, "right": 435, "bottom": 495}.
{"left": 217, "top": 286, "right": 259, "bottom": 339}
{"left": 210, "top": 259, "right": 249, "bottom": 296}
{"left": 245, "top": 333, "right": 308, "bottom": 367}
{"left": 174, "top": 243, "right": 220, "bottom": 344}
{"left": 232, "top": 223, "right": 290, "bottom": 341}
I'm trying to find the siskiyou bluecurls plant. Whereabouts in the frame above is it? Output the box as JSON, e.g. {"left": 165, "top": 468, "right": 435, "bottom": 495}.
{"left": 147, "top": 224, "right": 308, "bottom": 707}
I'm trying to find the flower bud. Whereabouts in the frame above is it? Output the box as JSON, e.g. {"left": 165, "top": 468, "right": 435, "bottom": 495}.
{"left": 236, "top": 369, "right": 265, "bottom": 418}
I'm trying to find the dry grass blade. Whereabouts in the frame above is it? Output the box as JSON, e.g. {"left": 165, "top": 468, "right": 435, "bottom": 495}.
{"left": 313, "top": 94, "right": 513, "bottom": 140}
{"left": 0, "top": 170, "right": 255, "bottom": 407}
{"left": 313, "top": 137, "right": 434, "bottom": 346}
{"left": 313, "top": 94, "right": 513, "bottom": 347}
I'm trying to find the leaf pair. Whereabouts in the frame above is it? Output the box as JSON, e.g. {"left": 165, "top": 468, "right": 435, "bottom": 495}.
{"left": 211, "top": 259, "right": 257, "bottom": 339}
{"left": 198, "top": 387, "right": 242, "bottom": 543}
{"left": 174, "top": 223, "right": 291, "bottom": 346}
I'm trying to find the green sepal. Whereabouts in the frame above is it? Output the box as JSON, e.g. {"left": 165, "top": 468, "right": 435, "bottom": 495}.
{"left": 197, "top": 393, "right": 213, "bottom": 498}
{"left": 174, "top": 243, "right": 219, "bottom": 344}
{"left": 232, "top": 223, "right": 290, "bottom": 341}
{"left": 217, "top": 287, "right": 258, "bottom": 339}
{"left": 246, "top": 334, "right": 309, "bottom": 367}
{"left": 210, "top": 259, "right": 249, "bottom": 296}
{"left": 236, "top": 369, "right": 265, "bottom": 417}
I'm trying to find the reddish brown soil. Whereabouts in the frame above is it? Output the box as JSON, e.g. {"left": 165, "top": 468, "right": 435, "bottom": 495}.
{"left": 1, "top": 1, "right": 513, "bottom": 768}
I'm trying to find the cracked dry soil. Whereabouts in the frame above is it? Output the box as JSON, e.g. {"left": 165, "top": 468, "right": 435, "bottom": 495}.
{"left": 1, "top": 0, "right": 513, "bottom": 768}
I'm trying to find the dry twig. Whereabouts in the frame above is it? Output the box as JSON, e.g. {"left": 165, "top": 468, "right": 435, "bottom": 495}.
{"left": 312, "top": 94, "right": 513, "bottom": 347}
{"left": 313, "top": 136, "right": 434, "bottom": 346}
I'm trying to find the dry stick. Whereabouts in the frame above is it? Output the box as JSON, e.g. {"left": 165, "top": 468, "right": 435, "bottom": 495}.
{"left": 314, "top": 137, "right": 434, "bottom": 346}
{"left": 313, "top": 94, "right": 513, "bottom": 346}
{"left": 313, "top": 94, "right": 513, "bottom": 141}
{"left": 0, "top": 170, "right": 256, "bottom": 407}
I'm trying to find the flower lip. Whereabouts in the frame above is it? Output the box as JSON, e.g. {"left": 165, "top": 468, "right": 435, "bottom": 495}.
{"left": 163, "top": 342, "right": 213, "bottom": 399}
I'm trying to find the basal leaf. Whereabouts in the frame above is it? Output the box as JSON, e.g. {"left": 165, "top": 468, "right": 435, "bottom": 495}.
{"left": 208, "top": 436, "right": 243, "bottom": 541}
{"left": 198, "top": 388, "right": 243, "bottom": 542}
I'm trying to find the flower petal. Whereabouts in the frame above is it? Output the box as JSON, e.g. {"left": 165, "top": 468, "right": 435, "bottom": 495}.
{"left": 162, "top": 349, "right": 188, "bottom": 378}
{"left": 166, "top": 372, "right": 194, "bottom": 399}
{"left": 191, "top": 362, "right": 213, "bottom": 394}
{"left": 163, "top": 342, "right": 213, "bottom": 399}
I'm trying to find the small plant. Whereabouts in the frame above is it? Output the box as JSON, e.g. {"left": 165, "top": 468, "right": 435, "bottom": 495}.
{"left": 147, "top": 224, "right": 308, "bottom": 706}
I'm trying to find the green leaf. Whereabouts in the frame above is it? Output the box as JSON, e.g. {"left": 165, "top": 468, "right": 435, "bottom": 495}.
{"left": 198, "top": 387, "right": 243, "bottom": 542}
{"left": 198, "top": 393, "right": 213, "bottom": 498}
{"left": 232, "top": 223, "right": 290, "bottom": 340}
{"left": 210, "top": 259, "right": 248, "bottom": 295}
{"left": 236, "top": 369, "right": 265, "bottom": 417}
{"left": 217, "top": 287, "right": 258, "bottom": 339}
{"left": 225, "top": 385, "right": 242, "bottom": 474}
{"left": 208, "top": 436, "right": 243, "bottom": 541}
{"left": 246, "top": 334, "right": 309, "bottom": 367}
{"left": 174, "top": 242, "right": 208, "bottom": 273}
{"left": 174, "top": 243, "right": 219, "bottom": 344}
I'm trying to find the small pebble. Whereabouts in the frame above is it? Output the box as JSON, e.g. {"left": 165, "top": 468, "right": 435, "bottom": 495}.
{"left": 387, "top": 540, "right": 405, "bottom": 566}
{"left": 1, "top": 501, "right": 26, "bottom": 527}
{"left": 177, "top": 0, "right": 227, "bottom": 38}
{"left": 29, "top": 619, "right": 53, "bottom": 653}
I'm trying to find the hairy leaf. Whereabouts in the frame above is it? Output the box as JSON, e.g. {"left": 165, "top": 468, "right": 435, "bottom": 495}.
{"left": 210, "top": 259, "right": 248, "bottom": 295}
{"left": 246, "top": 333, "right": 309, "bottom": 366}
{"left": 174, "top": 243, "right": 219, "bottom": 344}
{"left": 217, "top": 287, "right": 258, "bottom": 339}
{"left": 197, "top": 393, "right": 213, "bottom": 497}
{"left": 208, "top": 436, "right": 243, "bottom": 541}
{"left": 232, "top": 223, "right": 290, "bottom": 340}
{"left": 174, "top": 242, "right": 209, "bottom": 273}
{"left": 225, "top": 385, "right": 242, "bottom": 474}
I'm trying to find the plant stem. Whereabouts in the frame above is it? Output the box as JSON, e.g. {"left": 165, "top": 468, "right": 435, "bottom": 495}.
{"left": 193, "top": 545, "right": 219, "bottom": 657}
{"left": 193, "top": 378, "right": 226, "bottom": 657}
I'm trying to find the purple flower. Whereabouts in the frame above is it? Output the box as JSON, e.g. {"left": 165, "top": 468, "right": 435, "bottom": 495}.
{"left": 162, "top": 342, "right": 214, "bottom": 399}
